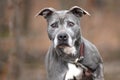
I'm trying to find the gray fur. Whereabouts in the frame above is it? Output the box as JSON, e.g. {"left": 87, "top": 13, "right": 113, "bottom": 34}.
{"left": 38, "top": 6, "right": 104, "bottom": 80}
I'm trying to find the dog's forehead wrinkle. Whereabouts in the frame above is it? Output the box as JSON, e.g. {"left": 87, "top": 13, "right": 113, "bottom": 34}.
{"left": 48, "top": 10, "right": 80, "bottom": 25}
{"left": 48, "top": 12, "right": 66, "bottom": 24}
{"left": 56, "top": 10, "right": 67, "bottom": 24}
{"left": 67, "top": 13, "right": 80, "bottom": 23}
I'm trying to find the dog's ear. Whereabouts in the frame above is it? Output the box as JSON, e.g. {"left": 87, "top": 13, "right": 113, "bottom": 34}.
{"left": 36, "top": 8, "right": 55, "bottom": 18}
{"left": 69, "top": 6, "right": 90, "bottom": 17}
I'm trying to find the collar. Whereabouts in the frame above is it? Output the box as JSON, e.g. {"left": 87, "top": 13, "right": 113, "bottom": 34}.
{"left": 74, "top": 42, "right": 94, "bottom": 77}
{"left": 79, "top": 42, "right": 85, "bottom": 59}
{"left": 75, "top": 42, "right": 85, "bottom": 63}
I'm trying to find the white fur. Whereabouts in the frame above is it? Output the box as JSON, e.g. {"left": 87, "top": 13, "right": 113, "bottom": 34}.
{"left": 67, "top": 33, "right": 73, "bottom": 47}
{"left": 63, "top": 46, "right": 76, "bottom": 55}
{"left": 54, "top": 34, "right": 58, "bottom": 48}
{"left": 65, "top": 63, "right": 83, "bottom": 80}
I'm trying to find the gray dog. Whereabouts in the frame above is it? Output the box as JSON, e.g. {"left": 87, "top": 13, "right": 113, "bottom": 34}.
{"left": 37, "top": 6, "right": 104, "bottom": 80}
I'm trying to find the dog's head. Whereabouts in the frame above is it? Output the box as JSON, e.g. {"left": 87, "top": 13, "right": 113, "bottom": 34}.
{"left": 37, "top": 6, "right": 90, "bottom": 53}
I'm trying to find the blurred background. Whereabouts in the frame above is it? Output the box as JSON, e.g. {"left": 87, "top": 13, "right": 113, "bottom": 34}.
{"left": 0, "top": 0, "right": 120, "bottom": 80}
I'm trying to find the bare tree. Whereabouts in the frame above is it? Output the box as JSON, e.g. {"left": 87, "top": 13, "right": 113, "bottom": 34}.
{"left": 7, "top": 0, "right": 25, "bottom": 80}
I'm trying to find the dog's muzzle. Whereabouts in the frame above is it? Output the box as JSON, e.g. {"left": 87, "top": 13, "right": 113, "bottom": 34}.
{"left": 54, "top": 32, "right": 73, "bottom": 48}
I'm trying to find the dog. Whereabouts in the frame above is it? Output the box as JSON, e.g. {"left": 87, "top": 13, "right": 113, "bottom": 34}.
{"left": 37, "top": 6, "right": 104, "bottom": 80}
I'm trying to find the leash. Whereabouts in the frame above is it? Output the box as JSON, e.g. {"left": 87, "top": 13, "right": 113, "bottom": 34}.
{"left": 73, "top": 42, "right": 95, "bottom": 78}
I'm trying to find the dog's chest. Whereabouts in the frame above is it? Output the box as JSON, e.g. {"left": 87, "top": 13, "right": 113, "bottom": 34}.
{"left": 65, "top": 63, "right": 83, "bottom": 80}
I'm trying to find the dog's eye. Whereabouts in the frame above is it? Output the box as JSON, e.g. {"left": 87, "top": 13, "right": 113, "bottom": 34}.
{"left": 51, "top": 22, "right": 58, "bottom": 28}
{"left": 67, "top": 21, "right": 74, "bottom": 27}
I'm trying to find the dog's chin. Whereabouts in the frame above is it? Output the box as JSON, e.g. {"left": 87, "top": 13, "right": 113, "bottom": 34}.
{"left": 55, "top": 43, "right": 76, "bottom": 55}
{"left": 57, "top": 43, "right": 70, "bottom": 49}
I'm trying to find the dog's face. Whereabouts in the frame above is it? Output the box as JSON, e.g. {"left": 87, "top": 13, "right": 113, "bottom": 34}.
{"left": 37, "top": 6, "right": 90, "bottom": 53}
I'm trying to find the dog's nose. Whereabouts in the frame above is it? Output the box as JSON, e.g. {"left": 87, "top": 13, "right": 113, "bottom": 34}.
{"left": 57, "top": 33, "right": 68, "bottom": 41}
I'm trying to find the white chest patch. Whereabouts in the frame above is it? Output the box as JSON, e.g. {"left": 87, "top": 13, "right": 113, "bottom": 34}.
{"left": 65, "top": 63, "right": 83, "bottom": 80}
{"left": 63, "top": 46, "right": 76, "bottom": 55}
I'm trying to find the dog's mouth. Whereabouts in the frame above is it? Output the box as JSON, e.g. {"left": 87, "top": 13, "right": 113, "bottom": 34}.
{"left": 57, "top": 43, "right": 77, "bottom": 55}
{"left": 57, "top": 43, "right": 70, "bottom": 48}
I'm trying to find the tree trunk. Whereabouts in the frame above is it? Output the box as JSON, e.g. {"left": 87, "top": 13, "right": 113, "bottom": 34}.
{"left": 7, "top": 0, "right": 24, "bottom": 80}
